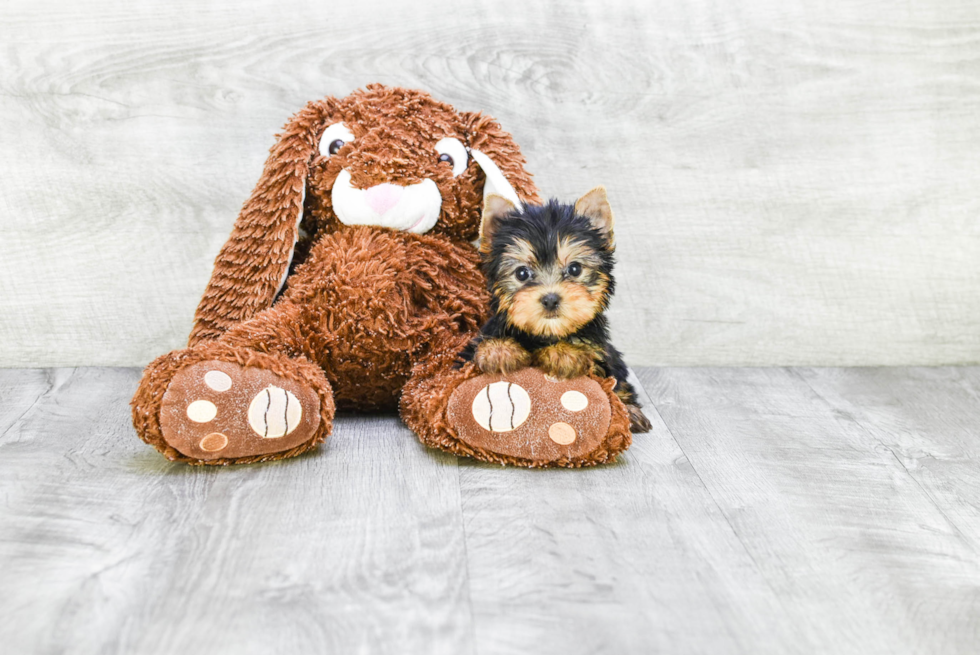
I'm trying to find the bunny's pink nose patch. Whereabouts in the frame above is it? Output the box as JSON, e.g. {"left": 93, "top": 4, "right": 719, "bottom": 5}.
{"left": 365, "top": 183, "right": 404, "bottom": 215}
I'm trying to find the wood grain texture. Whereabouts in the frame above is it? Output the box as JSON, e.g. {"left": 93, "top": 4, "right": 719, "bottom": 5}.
{"left": 1, "top": 1, "right": 980, "bottom": 367}
{"left": 2, "top": 366, "right": 980, "bottom": 652}
{"left": 457, "top": 371, "right": 800, "bottom": 654}
{"left": 638, "top": 366, "right": 980, "bottom": 655}
{"left": 0, "top": 368, "right": 471, "bottom": 655}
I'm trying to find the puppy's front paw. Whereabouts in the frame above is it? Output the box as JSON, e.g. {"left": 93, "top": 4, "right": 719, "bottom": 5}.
{"left": 534, "top": 342, "right": 597, "bottom": 379}
{"left": 474, "top": 338, "right": 532, "bottom": 375}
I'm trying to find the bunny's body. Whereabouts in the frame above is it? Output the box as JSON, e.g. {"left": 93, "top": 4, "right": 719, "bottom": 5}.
{"left": 217, "top": 225, "right": 486, "bottom": 410}
{"left": 131, "top": 86, "right": 634, "bottom": 467}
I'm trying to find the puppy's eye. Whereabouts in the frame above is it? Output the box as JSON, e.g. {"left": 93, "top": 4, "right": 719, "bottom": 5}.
{"left": 566, "top": 262, "right": 583, "bottom": 278}
{"left": 434, "top": 137, "right": 468, "bottom": 177}
{"left": 319, "top": 122, "right": 355, "bottom": 157}
{"left": 515, "top": 266, "right": 532, "bottom": 282}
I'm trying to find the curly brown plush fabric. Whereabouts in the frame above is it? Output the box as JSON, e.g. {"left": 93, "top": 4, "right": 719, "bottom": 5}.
{"left": 219, "top": 226, "right": 488, "bottom": 411}
{"left": 131, "top": 84, "right": 634, "bottom": 467}
{"left": 399, "top": 342, "right": 632, "bottom": 468}
{"left": 189, "top": 86, "right": 537, "bottom": 345}
{"left": 133, "top": 341, "right": 335, "bottom": 465}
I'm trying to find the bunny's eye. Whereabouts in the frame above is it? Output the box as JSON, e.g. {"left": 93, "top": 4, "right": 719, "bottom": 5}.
{"left": 434, "top": 137, "right": 468, "bottom": 177}
{"left": 319, "top": 123, "right": 355, "bottom": 157}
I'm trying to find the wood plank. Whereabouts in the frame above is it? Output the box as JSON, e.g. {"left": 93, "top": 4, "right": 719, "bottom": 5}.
{"left": 457, "top": 371, "right": 800, "bottom": 655}
{"left": 3, "top": 366, "right": 980, "bottom": 652}
{"left": 639, "top": 367, "right": 980, "bottom": 655}
{"left": 0, "top": 367, "right": 472, "bottom": 654}
{"left": 0, "top": 368, "right": 54, "bottom": 436}
{"left": 797, "top": 366, "right": 980, "bottom": 550}
{"left": 2, "top": 1, "right": 980, "bottom": 367}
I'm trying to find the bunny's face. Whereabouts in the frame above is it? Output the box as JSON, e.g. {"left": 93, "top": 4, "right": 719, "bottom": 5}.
{"left": 300, "top": 85, "right": 534, "bottom": 242}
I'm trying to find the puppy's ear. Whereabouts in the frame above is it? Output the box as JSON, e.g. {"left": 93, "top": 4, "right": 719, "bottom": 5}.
{"left": 189, "top": 97, "right": 340, "bottom": 346}
{"left": 479, "top": 194, "right": 518, "bottom": 254}
{"left": 574, "top": 185, "right": 615, "bottom": 244}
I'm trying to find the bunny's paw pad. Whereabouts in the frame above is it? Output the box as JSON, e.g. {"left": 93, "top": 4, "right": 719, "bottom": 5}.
{"left": 159, "top": 361, "right": 320, "bottom": 461}
{"left": 446, "top": 367, "right": 611, "bottom": 464}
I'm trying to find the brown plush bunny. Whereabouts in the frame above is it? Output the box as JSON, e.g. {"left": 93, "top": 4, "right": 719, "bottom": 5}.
{"left": 131, "top": 84, "right": 633, "bottom": 467}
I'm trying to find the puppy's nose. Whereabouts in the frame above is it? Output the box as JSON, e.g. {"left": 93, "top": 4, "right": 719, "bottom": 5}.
{"left": 540, "top": 293, "right": 561, "bottom": 312}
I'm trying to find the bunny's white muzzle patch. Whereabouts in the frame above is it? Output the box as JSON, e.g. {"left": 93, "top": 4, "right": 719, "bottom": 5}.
{"left": 329, "top": 150, "right": 522, "bottom": 235}
{"left": 332, "top": 169, "right": 442, "bottom": 234}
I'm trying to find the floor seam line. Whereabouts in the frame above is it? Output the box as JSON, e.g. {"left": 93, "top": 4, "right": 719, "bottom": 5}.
{"left": 633, "top": 368, "right": 790, "bottom": 613}
{"left": 455, "top": 460, "right": 479, "bottom": 655}
{"left": 790, "top": 367, "right": 979, "bottom": 553}
{"left": 0, "top": 369, "right": 64, "bottom": 441}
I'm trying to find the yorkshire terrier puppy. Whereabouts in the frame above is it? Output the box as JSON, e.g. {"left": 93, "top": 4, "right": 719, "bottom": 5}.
{"left": 458, "top": 187, "right": 652, "bottom": 433}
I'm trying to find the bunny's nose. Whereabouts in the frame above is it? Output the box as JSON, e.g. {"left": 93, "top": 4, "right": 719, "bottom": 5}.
{"left": 540, "top": 293, "right": 561, "bottom": 312}
{"left": 365, "top": 183, "right": 404, "bottom": 216}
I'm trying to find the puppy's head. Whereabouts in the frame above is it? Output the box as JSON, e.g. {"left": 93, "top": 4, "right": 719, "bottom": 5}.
{"left": 480, "top": 187, "right": 616, "bottom": 339}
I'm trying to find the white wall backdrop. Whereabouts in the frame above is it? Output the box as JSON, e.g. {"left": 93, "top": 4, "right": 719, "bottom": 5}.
{"left": 2, "top": 0, "right": 979, "bottom": 367}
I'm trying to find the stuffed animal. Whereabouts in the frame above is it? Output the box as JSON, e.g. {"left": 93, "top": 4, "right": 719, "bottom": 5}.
{"left": 131, "top": 84, "right": 632, "bottom": 467}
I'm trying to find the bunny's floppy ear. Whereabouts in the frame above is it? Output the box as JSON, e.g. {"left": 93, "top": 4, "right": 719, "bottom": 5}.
{"left": 470, "top": 150, "right": 522, "bottom": 208}
{"left": 188, "top": 99, "right": 336, "bottom": 346}
{"left": 462, "top": 111, "right": 541, "bottom": 209}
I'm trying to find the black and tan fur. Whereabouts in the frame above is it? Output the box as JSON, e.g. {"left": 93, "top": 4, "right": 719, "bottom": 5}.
{"left": 458, "top": 188, "right": 652, "bottom": 433}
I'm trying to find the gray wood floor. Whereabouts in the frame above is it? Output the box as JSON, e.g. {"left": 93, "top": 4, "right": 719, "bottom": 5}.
{"left": 1, "top": 366, "right": 978, "bottom": 654}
